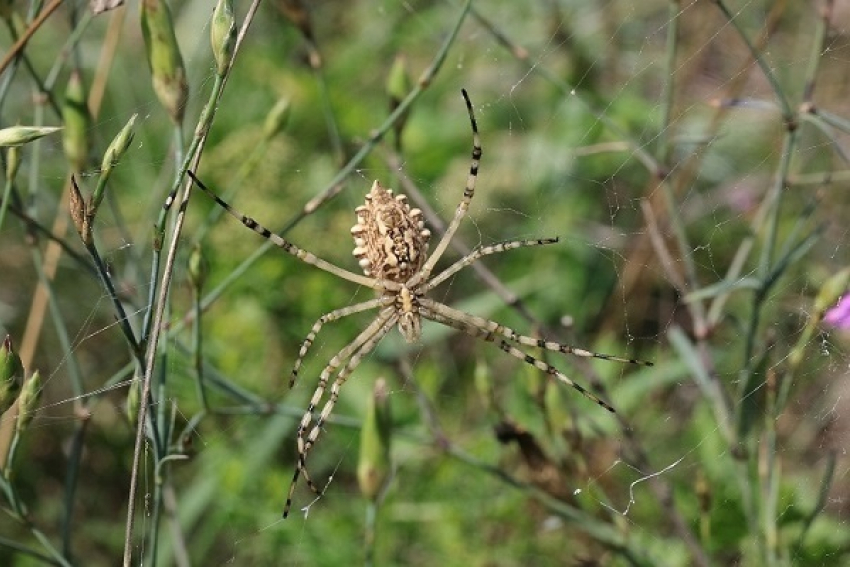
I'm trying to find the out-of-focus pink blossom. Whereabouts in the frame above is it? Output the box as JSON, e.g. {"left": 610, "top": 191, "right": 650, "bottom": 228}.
{"left": 824, "top": 294, "right": 850, "bottom": 330}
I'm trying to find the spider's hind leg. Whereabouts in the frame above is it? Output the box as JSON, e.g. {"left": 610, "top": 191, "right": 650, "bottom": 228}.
{"left": 419, "top": 303, "right": 618, "bottom": 413}
{"left": 283, "top": 309, "right": 397, "bottom": 518}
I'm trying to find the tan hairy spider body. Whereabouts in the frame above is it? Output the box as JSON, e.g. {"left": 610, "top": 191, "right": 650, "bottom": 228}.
{"left": 352, "top": 181, "right": 430, "bottom": 343}
{"left": 188, "top": 89, "right": 651, "bottom": 519}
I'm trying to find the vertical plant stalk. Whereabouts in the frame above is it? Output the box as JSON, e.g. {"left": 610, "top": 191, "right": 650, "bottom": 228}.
{"left": 759, "top": 4, "right": 834, "bottom": 563}
{"left": 122, "top": 2, "right": 263, "bottom": 564}
{"left": 190, "top": 245, "right": 209, "bottom": 411}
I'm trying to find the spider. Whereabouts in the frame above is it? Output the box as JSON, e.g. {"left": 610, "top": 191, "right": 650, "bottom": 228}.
{"left": 187, "top": 89, "right": 652, "bottom": 518}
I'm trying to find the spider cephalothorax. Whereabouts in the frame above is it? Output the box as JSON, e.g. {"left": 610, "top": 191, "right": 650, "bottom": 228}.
{"left": 188, "top": 88, "right": 652, "bottom": 519}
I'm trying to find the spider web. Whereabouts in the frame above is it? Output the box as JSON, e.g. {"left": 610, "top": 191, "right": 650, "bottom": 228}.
{"left": 0, "top": 0, "right": 848, "bottom": 565}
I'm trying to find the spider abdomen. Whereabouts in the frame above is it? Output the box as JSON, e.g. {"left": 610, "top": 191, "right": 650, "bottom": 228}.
{"left": 351, "top": 180, "right": 431, "bottom": 282}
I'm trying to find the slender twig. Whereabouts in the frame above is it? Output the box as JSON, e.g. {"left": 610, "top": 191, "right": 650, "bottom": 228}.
{"left": 0, "top": 0, "right": 66, "bottom": 76}
{"left": 123, "top": 3, "right": 264, "bottom": 565}
{"left": 0, "top": 196, "right": 96, "bottom": 275}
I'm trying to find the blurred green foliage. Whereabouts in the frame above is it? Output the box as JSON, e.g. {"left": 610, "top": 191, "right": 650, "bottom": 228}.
{"left": 0, "top": 1, "right": 848, "bottom": 566}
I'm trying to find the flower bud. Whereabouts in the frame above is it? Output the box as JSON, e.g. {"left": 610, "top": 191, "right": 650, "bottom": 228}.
{"left": 0, "top": 335, "right": 23, "bottom": 415}
{"left": 0, "top": 125, "right": 62, "bottom": 147}
{"left": 816, "top": 267, "right": 850, "bottom": 315}
{"left": 141, "top": 0, "right": 189, "bottom": 124}
{"left": 187, "top": 242, "right": 208, "bottom": 289}
{"left": 357, "top": 378, "right": 392, "bottom": 501}
{"left": 211, "top": 0, "right": 237, "bottom": 76}
{"left": 262, "top": 97, "right": 291, "bottom": 140}
{"left": 386, "top": 54, "right": 411, "bottom": 111}
{"left": 16, "top": 370, "right": 42, "bottom": 433}
{"left": 100, "top": 114, "right": 137, "bottom": 177}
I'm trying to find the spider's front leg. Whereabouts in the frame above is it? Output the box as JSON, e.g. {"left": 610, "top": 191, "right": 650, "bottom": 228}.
{"left": 424, "top": 237, "right": 560, "bottom": 292}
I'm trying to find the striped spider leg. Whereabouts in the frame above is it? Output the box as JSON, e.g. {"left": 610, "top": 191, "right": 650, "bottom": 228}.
{"left": 189, "top": 89, "right": 651, "bottom": 520}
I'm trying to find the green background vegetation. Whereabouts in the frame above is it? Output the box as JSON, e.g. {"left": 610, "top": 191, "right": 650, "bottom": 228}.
{"left": 0, "top": 0, "right": 848, "bottom": 565}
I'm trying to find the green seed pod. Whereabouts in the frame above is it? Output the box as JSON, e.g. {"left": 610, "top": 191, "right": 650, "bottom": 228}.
{"left": 262, "top": 97, "right": 291, "bottom": 140}
{"left": 126, "top": 377, "right": 141, "bottom": 426}
{"left": 16, "top": 370, "right": 42, "bottom": 433}
{"left": 211, "top": 0, "right": 236, "bottom": 76}
{"left": 386, "top": 54, "right": 411, "bottom": 142}
{"left": 386, "top": 54, "right": 411, "bottom": 111}
{"left": 62, "top": 70, "right": 90, "bottom": 172}
{"left": 187, "top": 242, "right": 208, "bottom": 289}
{"left": 357, "top": 378, "right": 392, "bottom": 502}
{"left": 5, "top": 144, "right": 19, "bottom": 184}
{"left": 141, "top": 0, "right": 189, "bottom": 124}
{"left": 0, "top": 336, "right": 23, "bottom": 415}
{"left": 473, "top": 356, "right": 492, "bottom": 411}
{"left": 0, "top": 125, "right": 62, "bottom": 147}
{"left": 815, "top": 267, "right": 850, "bottom": 314}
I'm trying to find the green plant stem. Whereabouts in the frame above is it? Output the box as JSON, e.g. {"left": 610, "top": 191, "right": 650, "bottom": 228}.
{"left": 26, "top": 244, "right": 88, "bottom": 560}
{"left": 61, "top": 416, "right": 88, "bottom": 558}
{"left": 192, "top": 285, "right": 209, "bottom": 411}
{"left": 364, "top": 501, "right": 378, "bottom": 567}
{"left": 123, "top": 2, "right": 267, "bottom": 563}
{"left": 0, "top": 0, "right": 65, "bottom": 77}
{"left": 0, "top": 175, "right": 13, "bottom": 232}
{"left": 0, "top": 462, "right": 73, "bottom": 567}
{"left": 712, "top": 0, "right": 792, "bottom": 121}
{"left": 146, "top": 122, "right": 188, "bottom": 566}
{"left": 654, "top": 0, "right": 708, "bottom": 338}
{"left": 314, "top": 62, "right": 344, "bottom": 165}
{"left": 0, "top": 193, "right": 95, "bottom": 274}
{"left": 656, "top": 0, "right": 680, "bottom": 165}
{"left": 0, "top": 534, "right": 61, "bottom": 566}
{"left": 84, "top": 240, "right": 142, "bottom": 362}
{"left": 0, "top": 17, "right": 60, "bottom": 116}
{"left": 800, "top": 0, "right": 832, "bottom": 103}
{"left": 762, "top": 369, "right": 778, "bottom": 566}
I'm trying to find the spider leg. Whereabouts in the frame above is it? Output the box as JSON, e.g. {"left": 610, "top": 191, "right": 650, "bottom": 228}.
{"left": 419, "top": 304, "right": 616, "bottom": 413}
{"left": 187, "top": 171, "right": 389, "bottom": 290}
{"left": 419, "top": 298, "right": 652, "bottom": 366}
{"left": 283, "top": 307, "right": 397, "bottom": 518}
{"left": 290, "top": 297, "right": 392, "bottom": 388}
{"left": 295, "top": 312, "right": 398, "bottom": 505}
{"left": 408, "top": 89, "right": 481, "bottom": 287}
{"left": 303, "top": 312, "right": 398, "bottom": 455}
{"left": 424, "top": 237, "right": 559, "bottom": 292}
